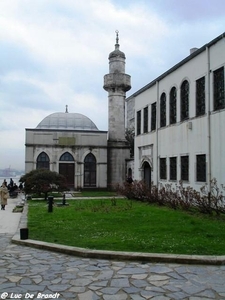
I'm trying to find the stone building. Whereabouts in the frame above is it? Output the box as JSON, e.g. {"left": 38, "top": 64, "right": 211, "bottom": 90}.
{"left": 25, "top": 111, "right": 108, "bottom": 190}
{"left": 126, "top": 32, "right": 225, "bottom": 192}
{"left": 25, "top": 32, "right": 131, "bottom": 190}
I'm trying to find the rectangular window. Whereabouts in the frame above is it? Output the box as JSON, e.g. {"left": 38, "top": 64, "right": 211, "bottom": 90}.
{"left": 143, "top": 106, "right": 148, "bottom": 133}
{"left": 181, "top": 156, "right": 189, "bottom": 181}
{"left": 196, "top": 154, "right": 206, "bottom": 182}
{"left": 170, "top": 157, "right": 177, "bottom": 180}
{"left": 137, "top": 110, "right": 141, "bottom": 135}
{"left": 160, "top": 158, "right": 167, "bottom": 179}
{"left": 214, "top": 67, "right": 225, "bottom": 111}
{"left": 151, "top": 102, "right": 156, "bottom": 131}
{"left": 196, "top": 77, "right": 205, "bottom": 116}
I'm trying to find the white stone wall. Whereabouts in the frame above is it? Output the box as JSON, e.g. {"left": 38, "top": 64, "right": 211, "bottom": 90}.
{"left": 130, "top": 35, "right": 225, "bottom": 191}
{"left": 126, "top": 96, "right": 135, "bottom": 129}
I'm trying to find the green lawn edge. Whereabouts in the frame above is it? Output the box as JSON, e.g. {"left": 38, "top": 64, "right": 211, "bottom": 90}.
{"left": 27, "top": 198, "right": 225, "bottom": 256}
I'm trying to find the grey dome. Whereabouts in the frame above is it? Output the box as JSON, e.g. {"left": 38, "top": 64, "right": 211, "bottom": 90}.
{"left": 109, "top": 48, "right": 125, "bottom": 59}
{"left": 36, "top": 112, "right": 99, "bottom": 131}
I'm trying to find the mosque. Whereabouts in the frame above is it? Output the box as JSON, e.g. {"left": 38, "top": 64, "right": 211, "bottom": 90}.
{"left": 25, "top": 32, "right": 131, "bottom": 190}
{"left": 25, "top": 31, "right": 225, "bottom": 192}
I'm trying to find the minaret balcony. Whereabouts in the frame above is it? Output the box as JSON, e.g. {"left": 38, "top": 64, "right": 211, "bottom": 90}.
{"left": 104, "top": 73, "right": 131, "bottom": 92}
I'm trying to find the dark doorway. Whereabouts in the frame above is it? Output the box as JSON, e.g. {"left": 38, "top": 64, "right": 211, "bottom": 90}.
{"left": 59, "top": 152, "right": 75, "bottom": 189}
{"left": 143, "top": 162, "right": 151, "bottom": 188}
{"left": 59, "top": 163, "right": 75, "bottom": 189}
{"left": 128, "top": 168, "right": 132, "bottom": 178}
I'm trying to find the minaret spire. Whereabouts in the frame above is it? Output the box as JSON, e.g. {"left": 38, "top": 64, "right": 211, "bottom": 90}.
{"left": 115, "top": 30, "right": 119, "bottom": 50}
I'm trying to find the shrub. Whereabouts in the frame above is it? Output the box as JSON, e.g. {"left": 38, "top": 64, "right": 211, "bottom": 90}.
{"left": 117, "top": 180, "right": 151, "bottom": 201}
{"left": 20, "top": 169, "right": 67, "bottom": 200}
{"left": 117, "top": 178, "right": 225, "bottom": 215}
{"left": 199, "top": 178, "right": 225, "bottom": 215}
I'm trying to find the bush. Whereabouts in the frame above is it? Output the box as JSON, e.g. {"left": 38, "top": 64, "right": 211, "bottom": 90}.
{"left": 117, "top": 178, "right": 225, "bottom": 215}
{"left": 20, "top": 169, "right": 67, "bottom": 200}
{"left": 199, "top": 178, "right": 225, "bottom": 215}
{"left": 117, "top": 180, "right": 151, "bottom": 201}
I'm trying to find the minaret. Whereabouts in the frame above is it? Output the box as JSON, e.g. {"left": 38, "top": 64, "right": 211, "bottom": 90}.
{"left": 104, "top": 31, "right": 131, "bottom": 188}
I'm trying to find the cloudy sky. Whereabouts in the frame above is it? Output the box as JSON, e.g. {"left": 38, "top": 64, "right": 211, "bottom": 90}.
{"left": 0, "top": 0, "right": 224, "bottom": 171}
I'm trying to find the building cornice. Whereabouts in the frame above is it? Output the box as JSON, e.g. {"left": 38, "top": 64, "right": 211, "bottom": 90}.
{"left": 126, "top": 32, "right": 225, "bottom": 100}
{"left": 25, "top": 128, "right": 108, "bottom": 134}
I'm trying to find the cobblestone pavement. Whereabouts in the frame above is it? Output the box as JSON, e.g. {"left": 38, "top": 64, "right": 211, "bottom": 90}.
{"left": 1, "top": 234, "right": 225, "bottom": 300}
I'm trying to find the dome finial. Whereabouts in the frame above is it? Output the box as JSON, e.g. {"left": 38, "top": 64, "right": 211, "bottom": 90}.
{"left": 115, "top": 30, "right": 119, "bottom": 44}
{"left": 115, "top": 30, "right": 119, "bottom": 50}
{"left": 65, "top": 105, "right": 68, "bottom": 113}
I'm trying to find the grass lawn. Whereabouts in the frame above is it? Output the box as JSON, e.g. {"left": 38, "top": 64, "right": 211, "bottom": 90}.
{"left": 27, "top": 198, "right": 225, "bottom": 255}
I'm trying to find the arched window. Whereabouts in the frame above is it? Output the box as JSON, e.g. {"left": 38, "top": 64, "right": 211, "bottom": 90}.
{"left": 84, "top": 153, "right": 96, "bottom": 187}
{"left": 181, "top": 80, "right": 189, "bottom": 121}
{"left": 170, "top": 87, "right": 177, "bottom": 124}
{"left": 160, "top": 93, "right": 166, "bottom": 127}
{"left": 213, "top": 67, "right": 225, "bottom": 111}
{"left": 36, "top": 152, "right": 50, "bottom": 170}
{"left": 59, "top": 152, "right": 74, "bottom": 161}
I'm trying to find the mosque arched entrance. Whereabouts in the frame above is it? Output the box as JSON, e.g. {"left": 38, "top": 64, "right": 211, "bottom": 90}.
{"left": 59, "top": 152, "right": 75, "bottom": 189}
{"left": 143, "top": 161, "right": 151, "bottom": 188}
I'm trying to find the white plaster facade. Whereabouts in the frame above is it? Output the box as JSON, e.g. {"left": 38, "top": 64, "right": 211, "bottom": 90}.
{"left": 126, "top": 32, "right": 225, "bottom": 192}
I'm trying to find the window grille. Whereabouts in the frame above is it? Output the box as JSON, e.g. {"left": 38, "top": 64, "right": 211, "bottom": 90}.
{"left": 143, "top": 106, "right": 148, "bottom": 133}
{"left": 160, "top": 158, "right": 167, "bottom": 179}
{"left": 151, "top": 102, "right": 156, "bottom": 131}
{"left": 84, "top": 153, "right": 96, "bottom": 187}
{"left": 181, "top": 156, "right": 189, "bottom": 181}
{"left": 36, "top": 152, "right": 50, "bottom": 170}
{"left": 160, "top": 93, "right": 166, "bottom": 127}
{"left": 181, "top": 80, "right": 189, "bottom": 121}
{"left": 196, "top": 77, "right": 205, "bottom": 116}
{"left": 137, "top": 110, "right": 141, "bottom": 135}
{"left": 214, "top": 67, "right": 225, "bottom": 111}
{"left": 170, "top": 157, "right": 177, "bottom": 180}
{"left": 196, "top": 154, "right": 206, "bottom": 182}
{"left": 170, "top": 87, "right": 177, "bottom": 124}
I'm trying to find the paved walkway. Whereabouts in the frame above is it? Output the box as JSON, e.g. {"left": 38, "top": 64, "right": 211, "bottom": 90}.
{"left": 0, "top": 197, "right": 225, "bottom": 299}
{"left": 0, "top": 197, "right": 22, "bottom": 234}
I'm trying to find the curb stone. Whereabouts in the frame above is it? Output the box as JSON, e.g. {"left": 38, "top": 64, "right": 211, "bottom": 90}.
{"left": 12, "top": 201, "right": 225, "bottom": 266}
